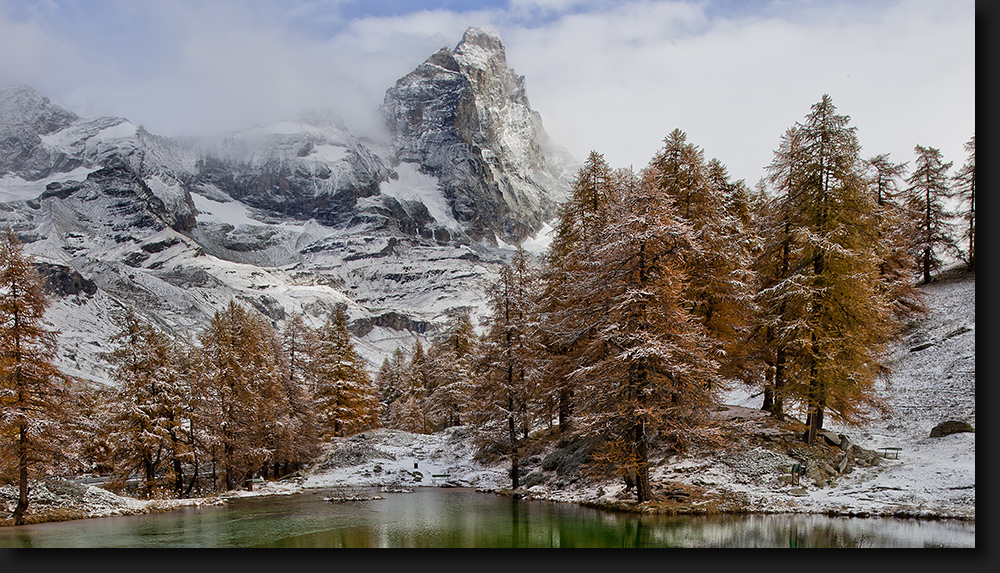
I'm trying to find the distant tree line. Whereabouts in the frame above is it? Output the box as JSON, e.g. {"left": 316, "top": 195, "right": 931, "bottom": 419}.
{"left": 1, "top": 95, "right": 975, "bottom": 522}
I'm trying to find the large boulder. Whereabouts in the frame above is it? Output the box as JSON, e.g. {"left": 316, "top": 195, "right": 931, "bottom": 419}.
{"left": 929, "top": 420, "right": 975, "bottom": 438}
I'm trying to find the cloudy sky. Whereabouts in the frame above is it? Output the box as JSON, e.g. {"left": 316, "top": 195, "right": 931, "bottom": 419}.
{"left": 0, "top": 0, "right": 975, "bottom": 186}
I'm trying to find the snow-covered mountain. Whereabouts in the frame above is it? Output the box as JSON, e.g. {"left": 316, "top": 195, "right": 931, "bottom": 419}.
{"left": 383, "top": 27, "right": 575, "bottom": 244}
{"left": 0, "top": 27, "right": 576, "bottom": 384}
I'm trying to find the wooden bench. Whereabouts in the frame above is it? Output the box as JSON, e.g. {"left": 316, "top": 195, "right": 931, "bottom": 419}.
{"left": 789, "top": 463, "right": 805, "bottom": 484}
{"left": 244, "top": 477, "right": 264, "bottom": 491}
{"left": 431, "top": 473, "right": 451, "bottom": 484}
{"left": 877, "top": 447, "right": 902, "bottom": 459}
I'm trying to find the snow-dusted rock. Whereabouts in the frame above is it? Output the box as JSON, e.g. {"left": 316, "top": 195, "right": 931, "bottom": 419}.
{"left": 382, "top": 26, "right": 575, "bottom": 244}
{"left": 0, "top": 85, "right": 80, "bottom": 180}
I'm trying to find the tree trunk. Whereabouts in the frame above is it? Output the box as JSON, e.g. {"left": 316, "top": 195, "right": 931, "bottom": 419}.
{"left": 635, "top": 467, "right": 652, "bottom": 503}
{"left": 761, "top": 355, "right": 774, "bottom": 412}
{"left": 805, "top": 333, "right": 824, "bottom": 444}
{"left": 506, "top": 358, "right": 520, "bottom": 491}
{"left": 806, "top": 406, "right": 825, "bottom": 445}
{"left": 510, "top": 451, "right": 520, "bottom": 491}
{"left": 166, "top": 414, "right": 185, "bottom": 496}
{"left": 211, "top": 452, "right": 218, "bottom": 491}
{"left": 923, "top": 247, "right": 932, "bottom": 284}
{"left": 184, "top": 449, "right": 199, "bottom": 498}
{"left": 558, "top": 386, "right": 571, "bottom": 432}
{"left": 508, "top": 410, "right": 519, "bottom": 490}
{"left": 142, "top": 454, "right": 156, "bottom": 498}
{"left": 632, "top": 361, "right": 653, "bottom": 503}
{"left": 772, "top": 348, "right": 786, "bottom": 418}
{"left": 924, "top": 187, "right": 932, "bottom": 284}
{"left": 13, "top": 424, "right": 29, "bottom": 525}
{"left": 509, "top": 411, "right": 520, "bottom": 490}
{"left": 172, "top": 455, "right": 184, "bottom": 497}
{"left": 634, "top": 425, "right": 652, "bottom": 503}
{"left": 224, "top": 442, "right": 235, "bottom": 491}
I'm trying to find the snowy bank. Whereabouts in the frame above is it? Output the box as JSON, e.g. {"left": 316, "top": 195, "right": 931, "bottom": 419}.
{"left": 297, "top": 268, "right": 974, "bottom": 521}
{"left": 1, "top": 269, "right": 973, "bottom": 527}
{"left": 0, "top": 476, "right": 300, "bottom": 527}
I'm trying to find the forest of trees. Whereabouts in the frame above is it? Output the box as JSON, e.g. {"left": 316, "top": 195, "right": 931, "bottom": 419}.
{"left": 375, "top": 98, "right": 974, "bottom": 500}
{"left": 1, "top": 244, "right": 381, "bottom": 520}
{"left": 0, "top": 95, "right": 976, "bottom": 519}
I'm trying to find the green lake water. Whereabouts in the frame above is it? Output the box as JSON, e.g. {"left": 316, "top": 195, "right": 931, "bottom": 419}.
{"left": 0, "top": 488, "right": 974, "bottom": 548}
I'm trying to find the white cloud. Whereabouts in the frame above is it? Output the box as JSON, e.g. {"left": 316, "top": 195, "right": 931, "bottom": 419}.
{"left": 500, "top": 0, "right": 974, "bottom": 183}
{"left": 0, "top": 0, "right": 975, "bottom": 184}
{"left": 0, "top": 6, "right": 91, "bottom": 95}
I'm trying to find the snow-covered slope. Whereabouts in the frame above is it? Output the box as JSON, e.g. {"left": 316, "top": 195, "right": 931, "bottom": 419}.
{"left": 717, "top": 266, "right": 975, "bottom": 519}
{"left": 0, "top": 28, "right": 574, "bottom": 382}
{"left": 297, "top": 268, "right": 975, "bottom": 521}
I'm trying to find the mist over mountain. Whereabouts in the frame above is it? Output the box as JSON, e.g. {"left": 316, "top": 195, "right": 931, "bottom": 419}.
{"left": 0, "top": 27, "right": 576, "bottom": 384}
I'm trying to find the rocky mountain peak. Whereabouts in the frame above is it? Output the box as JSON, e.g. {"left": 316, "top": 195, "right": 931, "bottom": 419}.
{"left": 382, "top": 27, "right": 572, "bottom": 244}
{"left": 0, "top": 85, "right": 78, "bottom": 136}
{"left": 0, "top": 85, "right": 83, "bottom": 179}
{"left": 454, "top": 26, "right": 507, "bottom": 69}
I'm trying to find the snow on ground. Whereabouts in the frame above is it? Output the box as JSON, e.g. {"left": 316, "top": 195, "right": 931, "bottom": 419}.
{"left": 301, "top": 426, "right": 508, "bottom": 492}
{"left": 191, "top": 192, "right": 261, "bottom": 227}
{"left": 378, "top": 162, "right": 461, "bottom": 230}
{"left": 518, "top": 222, "right": 554, "bottom": 255}
{"left": 298, "top": 267, "right": 975, "bottom": 521}
{"left": 308, "top": 143, "right": 348, "bottom": 163}
{"left": 715, "top": 266, "right": 975, "bottom": 519}
{"left": 0, "top": 166, "right": 96, "bottom": 202}
{"left": 1, "top": 268, "right": 974, "bottom": 526}
{"left": 0, "top": 477, "right": 303, "bottom": 526}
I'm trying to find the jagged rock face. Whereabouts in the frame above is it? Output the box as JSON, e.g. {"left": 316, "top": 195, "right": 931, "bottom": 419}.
{"left": 34, "top": 262, "right": 98, "bottom": 297}
{"left": 383, "top": 27, "right": 572, "bottom": 244}
{"left": 0, "top": 85, "right": 81, "bottom": 180}
{"left": 7, "top": 156, "right": 177, "bottom": 246}
{"left": 193, "top": 113, "right": 393, "bottom": 229}
{"left": 0, "top": 85, "right": 198, "bottom": 232}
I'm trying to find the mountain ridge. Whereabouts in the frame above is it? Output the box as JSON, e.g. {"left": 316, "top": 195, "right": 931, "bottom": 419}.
{"left": 0, "top": 27, "right": 576, "bottom": 384}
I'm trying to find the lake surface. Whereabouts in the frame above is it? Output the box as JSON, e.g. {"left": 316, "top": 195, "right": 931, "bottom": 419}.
{"left": 0, "top": 488, "right": 975, "bottom": 548}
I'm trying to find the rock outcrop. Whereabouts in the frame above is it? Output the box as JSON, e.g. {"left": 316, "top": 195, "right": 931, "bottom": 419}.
{"left": 929, "top": 420, "right": 974, "bottom": 438}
